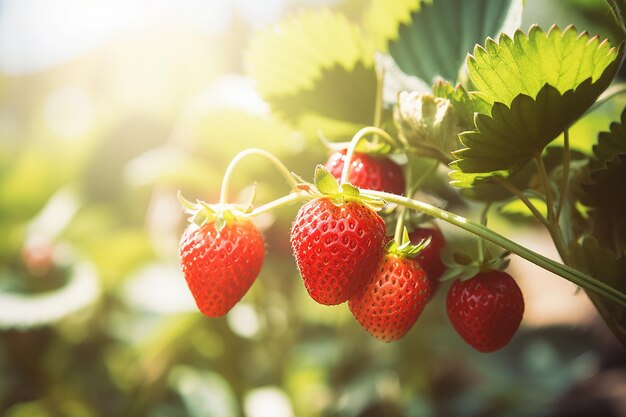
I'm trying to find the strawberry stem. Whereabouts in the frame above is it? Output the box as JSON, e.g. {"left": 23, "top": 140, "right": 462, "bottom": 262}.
{"left": 364, "top": 190, "right": 626, "bottom": 309}
{"left": 219, "top": 148, "right": 300, "bottom": 205}
{"left": 242, "top": 192, "right": 309, "bottom": 218}
{"left": 340, "top": 126, "right": 399, "bottom": 185}
{"left": 555, "top": 129, "right": 570, "bottom": 222}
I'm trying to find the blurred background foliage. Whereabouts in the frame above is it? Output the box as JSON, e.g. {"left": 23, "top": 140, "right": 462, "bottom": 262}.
{"left": 0, "top": 0, "right": 625, "bottom": 416}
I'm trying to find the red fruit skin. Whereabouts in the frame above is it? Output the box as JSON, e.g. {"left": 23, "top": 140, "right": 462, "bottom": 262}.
{"left": 349, "top": 254, "right": 431, "bottom": 342}
{"left": 325, "top": 150, "right": 406, "bottom": 195}
{"left": 179, "top": 220, "right": 265, "bottom": 317}
{"left": 446, "top": 271, "right": 524, "bottom": 352}
{"left": 409, "top": 227, "right": 446, "bottom": 297}
{"left": 290, "top": 197, "right": 386, "bottom": 305}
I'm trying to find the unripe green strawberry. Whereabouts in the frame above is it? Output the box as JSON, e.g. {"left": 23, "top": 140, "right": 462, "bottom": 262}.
{"left": 290, "top": 197, "right": 386, "bottom": 305}
{"left": 179, "top": 206, "right": 265, "bottom": 317}
{"left": 446, "top": 271, "right": 524, "bottom": 352}
{"left": 349, "top": 252, "right": 431, "bottom": 342}
{"left": 325, "top": 150, "right": 406, "bottom": 195}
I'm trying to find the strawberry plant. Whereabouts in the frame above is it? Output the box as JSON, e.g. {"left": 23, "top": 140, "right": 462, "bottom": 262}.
{"left": 177, "top": 0, "right": 626, "bottom": 354}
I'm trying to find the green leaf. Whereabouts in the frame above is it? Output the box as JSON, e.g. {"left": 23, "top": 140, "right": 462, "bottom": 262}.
{"left": 591, "top": 105, "right": 626, "bottom": 170}
{"left": 569, "top": 236, "right": 626, "bottom": 345}
{"left": 580, "top": 154, "right": 626, "bottom": 253}
{"left": 362, "top": 0, "right": 425, "bottom": 52}
{"left": 388, "top": 0, "right": 524, "bottom": 82}
{"left": 468, "top": 25, "right": 621, "bottom": 106}
{"left": 449, "top": 79, "right": 618, "bottom": 187}
{"left": 170, "top": 366, "right": 238, "bottom": 417}
{"left": 245, "top": 9, "right": 376, "bottom": 127}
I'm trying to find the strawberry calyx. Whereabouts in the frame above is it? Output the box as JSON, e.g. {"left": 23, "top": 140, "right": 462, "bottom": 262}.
{"left": 295, "top": 165, "right": 386, "bottom": 211}
{"left": 440, "top": 246, "right": 511, "bottom": 282}
{"left": 386, "top": 227, "right": 432, "bottom": 258}
{"left": 177, "top": 191, "right": 250, "bottom": 232}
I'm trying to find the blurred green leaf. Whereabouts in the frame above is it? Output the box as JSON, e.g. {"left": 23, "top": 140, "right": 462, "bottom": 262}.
{"left": 170, "top": 366, "right": 238, "bottom": 417}
{"left": 388, "top": 0, "right": 524, "bottom": 82}
{"left": 362, "top": 0, "right": 424, "bottom": 52}
{"left": 591, "top": 105, "right": 626, "bottom": 169}
{"left": 580, "top": 154, "right": 626, "bottom": 253}
{"left": 570, "top": 236, "right": 626, "bottom": 345}
{"left": 245, "top": 9, "right": 377, "bottom": 129}
{"left": 499, "top": 195, "right": 547, "bottom": 218}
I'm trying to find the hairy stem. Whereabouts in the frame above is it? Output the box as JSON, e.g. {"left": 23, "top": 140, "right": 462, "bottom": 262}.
{"left": 362, "top": 190, "right": 626, "bottom": 308}
{"left": 495, "top": 177, "right": 550, "bottom": 228}
{"left": 242, "top": 192, "right": 309, "bottom": 218}
{"left": 555, "top": 130, "right": 570, "bottom": 222}
{"left": 219, "top": 148, "right": 299, "bottom": 205}
{"left": 477, "top": 202, "right": 491, "bottom": 262}
{"left": 535, "top": 154, "right": 570, "bottom": 263}
{"left": 340, "top": 126, "right": 398, "bottom": 184}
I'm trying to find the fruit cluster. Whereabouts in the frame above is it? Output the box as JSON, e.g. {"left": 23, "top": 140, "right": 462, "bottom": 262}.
{"left": 178, "top": 144, "right": 525, "bottom": 353}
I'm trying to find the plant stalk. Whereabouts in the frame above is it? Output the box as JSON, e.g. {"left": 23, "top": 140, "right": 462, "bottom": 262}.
{"left": 363, "top": 190, "right": 626, "bottom": 308}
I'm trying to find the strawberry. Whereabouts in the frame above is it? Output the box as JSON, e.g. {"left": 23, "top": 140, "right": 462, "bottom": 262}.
{"left": 409, "top": 226, "right": 446, "bottom": 297}
{"left": 325, "top": 150, "right": 405, "bottom": 195}
{"left": 291, "top": 198, "right": 386, "bottom": 305}
{"left": 348, "top": 234, "right": 432, "bottom": 342}
{"left": 290, "top": 166, "right": 387, "bottom": 305}
{"left": 178, "top": 197, "right": 265, "bottom": 317}
{"left": 446, "top": 271, "right": 524, "bottom": 352}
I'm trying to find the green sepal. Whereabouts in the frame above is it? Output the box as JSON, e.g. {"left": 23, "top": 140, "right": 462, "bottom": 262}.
{"left": 314, "top": 165, "right": 340, "bottom": 195}
{"left": 298, "top": 165, "right": 387, "bottom": 211}
{"left": 439, "top": 246, "right": 510, "bottom": 282}
{"left": 177, "top": 191, "right": 239, "bottom": 232}
{"left": 386, "top": 227, "right": 432, "bottom": 258}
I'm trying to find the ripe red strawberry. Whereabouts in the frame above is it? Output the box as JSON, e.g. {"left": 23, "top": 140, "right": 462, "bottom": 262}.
{"left": 349, "top": 252, "right": 431, "bottom": 342}
{"left": 179, "top": 218, "right": 265, "bottom": 317}
{"left": 446, "top": 271, "right": 524, "bottom": 352}
{"left": 409, "top": 226, "right": 446, "bottom": 297}
{"left": 325, "top": 150, "right": 405, "bottom": 195}
{"left": 290, "top": 197, "right": 386, "bottom": 305}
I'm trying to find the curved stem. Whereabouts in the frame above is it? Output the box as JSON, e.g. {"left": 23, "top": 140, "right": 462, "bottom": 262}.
{"left": 535, "top": 154, "right": 555, "bottom": 222}
{"left": 495, "top": 177, "right": 550, "bottom": 228}
{"left": 589, "top": 82, "right": 626, "bottom": 113}
{"left": 393, "top": 162, "right": 411, "bottom": 243}
{"left": 242, "top": 192, "right": 308, "bottom": 218}
{"left": 535, "top": 154, "right": 570, "bottom": 263}
{"left": 361, "top": 190, "right": 626, "bottom": 308}
{"left": 555, "top": 129, "right": 570, "bottom": 222}
{"left": 219, "top": 148, "right": 299, "bottom": 205}
{"left": 477, "top": 202, "right": 491, "bottom": 262}
{"left": 340, "top": 126, "right": 397, "bottom": 184}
